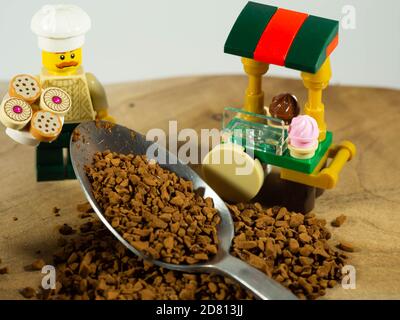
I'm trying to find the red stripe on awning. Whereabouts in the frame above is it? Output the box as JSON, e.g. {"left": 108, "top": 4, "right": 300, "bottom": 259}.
{"left": 326, "top": 34, "right": 339, "bottom": 58}
{"left": 254, "top": 8, "right": 308, "bottom": 66}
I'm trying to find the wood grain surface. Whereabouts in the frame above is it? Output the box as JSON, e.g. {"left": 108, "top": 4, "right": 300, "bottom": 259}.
{"left": 0, "top": 75, "right": 399, "bottom": 300}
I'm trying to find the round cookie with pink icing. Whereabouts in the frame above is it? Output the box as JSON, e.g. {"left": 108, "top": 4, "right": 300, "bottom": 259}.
{"left": 288, "top": 115, "right": 319, "bottom": 159}
{"left": 0, "top": 96, "right": 33, "bottom": 130}
{"left": 40, "top": 87, "right": 71, "bottom": 116}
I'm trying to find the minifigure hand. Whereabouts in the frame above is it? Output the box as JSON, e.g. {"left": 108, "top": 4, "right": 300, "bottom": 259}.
{"left": 100, "top": 115, "right": 116, "bottom": 123}
{"left": 96, "top": 110, "right": 116, "bottom": 123}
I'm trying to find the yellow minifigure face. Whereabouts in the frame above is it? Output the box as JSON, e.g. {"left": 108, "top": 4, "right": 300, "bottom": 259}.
{"left": 42, "top": 48, "right": 82, "bottom": 75}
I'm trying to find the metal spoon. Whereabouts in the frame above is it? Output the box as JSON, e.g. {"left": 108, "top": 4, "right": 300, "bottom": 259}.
{"left": 69, "top": 121, "right": 297, "bottom": 300}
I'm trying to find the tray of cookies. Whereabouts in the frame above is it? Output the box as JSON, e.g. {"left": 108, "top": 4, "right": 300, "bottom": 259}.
{"left": 0, "top": 74, "right": 71, "bottom": 144}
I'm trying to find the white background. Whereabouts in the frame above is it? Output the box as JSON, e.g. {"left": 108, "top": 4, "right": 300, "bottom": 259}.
{"left": 0, "top": 0, "right": 399, "bottom": 89}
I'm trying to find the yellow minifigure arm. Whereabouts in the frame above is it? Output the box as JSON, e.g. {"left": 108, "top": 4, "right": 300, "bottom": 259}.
{"left": 86, "top": 73, "right": 115, "bottom": 123}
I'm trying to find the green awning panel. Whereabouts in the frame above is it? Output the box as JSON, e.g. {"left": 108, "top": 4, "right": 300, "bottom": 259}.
{"left": 285, "top": 16, "right": 339, "bottom": 72}
{"left": 224, "top": 1, "right": 339, "bottom": 73}
{"left": 224, "top": 2, "right": 277, "bottom": 59}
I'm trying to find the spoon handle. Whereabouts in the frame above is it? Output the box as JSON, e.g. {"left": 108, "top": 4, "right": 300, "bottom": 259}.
{"left": 214, "top": 254, "right": 298, "bottom": 300}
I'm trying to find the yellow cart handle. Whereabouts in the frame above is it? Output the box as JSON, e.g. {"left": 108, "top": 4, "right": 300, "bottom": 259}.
{"left": 280, "top": 140, "right": 356, "bottom": 189}
{"left": 318, "top": 141, "right": 356, "bottom": 189}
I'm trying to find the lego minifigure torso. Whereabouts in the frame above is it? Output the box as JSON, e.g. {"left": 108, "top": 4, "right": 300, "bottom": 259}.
{"left": 40, "top": 67, "right": 95, "bottom": 123}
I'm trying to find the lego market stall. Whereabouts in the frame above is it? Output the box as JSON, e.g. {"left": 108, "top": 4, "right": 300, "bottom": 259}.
{"left": 202, "top": 2, "right": 356, "bottom": 212}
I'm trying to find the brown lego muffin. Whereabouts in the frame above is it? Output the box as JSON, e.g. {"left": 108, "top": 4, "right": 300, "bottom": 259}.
{"left": 268, "top": 93, "right": 300, "bottom": 125}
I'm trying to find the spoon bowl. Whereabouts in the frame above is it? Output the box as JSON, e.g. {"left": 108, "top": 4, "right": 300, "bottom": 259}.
{"left": 70, "top": 121, "right": 297, "bottom": 300}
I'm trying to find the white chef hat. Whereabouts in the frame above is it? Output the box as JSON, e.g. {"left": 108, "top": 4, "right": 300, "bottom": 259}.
{"left": 31, "top": 4, "right": 91, "bottom": 53}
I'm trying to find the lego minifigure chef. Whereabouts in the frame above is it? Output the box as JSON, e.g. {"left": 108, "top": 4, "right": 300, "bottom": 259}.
{"left": 30, "top": 4, "right": 114, "bottom": 181}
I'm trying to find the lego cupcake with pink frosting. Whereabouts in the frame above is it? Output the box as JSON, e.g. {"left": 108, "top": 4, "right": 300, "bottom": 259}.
{"left": 288, "top": 115, "right": 319, "bottom": 159}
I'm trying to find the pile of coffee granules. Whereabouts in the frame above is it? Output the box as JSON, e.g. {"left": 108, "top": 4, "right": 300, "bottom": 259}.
{"left": 85, "top": 151, "right": 220, "bottom": 265}
{"left": 30, "top": 201, "right": 350, "bottom": 300}
{"left": 38, "top": 219, "right": 251, "bottom": 300}
{"left": 228, "top": 203, "right": 349, "bottom": 300}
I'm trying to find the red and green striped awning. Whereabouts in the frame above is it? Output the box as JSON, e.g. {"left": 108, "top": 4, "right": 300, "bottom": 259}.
{"left": 224, "top": 2, "right": 339, "bottom": 73}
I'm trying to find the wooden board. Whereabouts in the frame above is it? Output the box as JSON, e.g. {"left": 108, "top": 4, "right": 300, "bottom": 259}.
{"left": 0, "top": 75, "right": 399, "bottom": 299}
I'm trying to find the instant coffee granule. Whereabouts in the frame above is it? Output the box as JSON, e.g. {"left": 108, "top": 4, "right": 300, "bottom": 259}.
{"left": 24, "top": 259, "right": 46, "bottom": 272}
{"left": 0, "top": 266, "right": 9, "bottom": 275}
{"left": 20, "top": 287, "right": 36, "bottom": 299}
{"left": 30, "top": 259, "right": 46, "bottom": 271}
{"left": 85, "top": 151, "right": 220, "bottom": 265}
{"left": 337, "top": 241, "right": 355, "bottom": 252}
{"left": 331, "top": 215, "right": 347, "bottom": 227}
{"left": 59, "top": 224, "right": 75, "bottom": 236}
